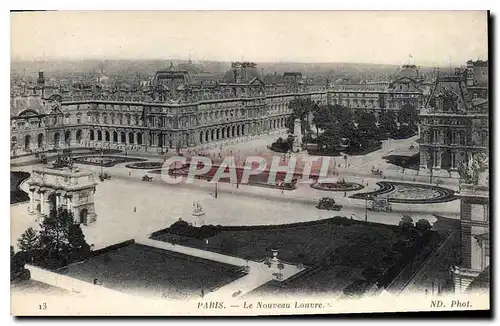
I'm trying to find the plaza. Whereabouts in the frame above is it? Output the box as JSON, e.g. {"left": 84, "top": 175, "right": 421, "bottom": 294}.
{"left": 11, "top": 133, "right": 461, "bottom": 251}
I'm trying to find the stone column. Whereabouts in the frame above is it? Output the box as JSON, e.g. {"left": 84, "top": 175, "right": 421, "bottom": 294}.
{"left": 450, "top": 150, "right": 460, "bottom": 178}
{"left": 450, "top": 151, "right": 456, "bottom": 169}
{"left": 436, "top": 150, "right": 442, "bottom": 169}
{"left": 66, "top": 194, "right": 73, "bottom": 216}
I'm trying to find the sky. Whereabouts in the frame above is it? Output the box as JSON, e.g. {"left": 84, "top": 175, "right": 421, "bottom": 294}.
{"left": 11, "top": 11, "right": 488, "bottom": 66}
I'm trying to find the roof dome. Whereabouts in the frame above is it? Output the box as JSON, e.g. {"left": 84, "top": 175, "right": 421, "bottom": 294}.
{"left": 396, "top": 64, "right": 419, "bottom": 79}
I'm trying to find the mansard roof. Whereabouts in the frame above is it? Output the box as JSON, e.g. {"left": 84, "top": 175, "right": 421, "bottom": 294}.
{"left": 11, "top": 95, "right": 45, "bottom": 117}
{"left": 424, "top": 75, "right": 472, "bottom": 111}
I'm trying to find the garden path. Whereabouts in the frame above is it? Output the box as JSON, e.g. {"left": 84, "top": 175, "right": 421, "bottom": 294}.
{"left": 137, "top": 237, "right": 304, "bottom": 299}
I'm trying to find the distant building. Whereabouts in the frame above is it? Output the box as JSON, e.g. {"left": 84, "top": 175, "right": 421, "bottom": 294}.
{"left": 466, "top": 60, "right": 488, "bottom": 100}
{"left": 153, "top": 63, "right": 191, "bottom": 94}
{"left": 283, "top": 72, "right": 303, "bottom": 85}
{"left": 329, "top": 64, "right": 424, "bottom": 115}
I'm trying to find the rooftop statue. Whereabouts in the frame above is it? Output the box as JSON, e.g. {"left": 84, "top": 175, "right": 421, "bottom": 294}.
{"left": 460, "top": 153, "right": 489, "bottom": 186}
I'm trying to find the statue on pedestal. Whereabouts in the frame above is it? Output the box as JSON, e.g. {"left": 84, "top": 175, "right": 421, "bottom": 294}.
{"left": 292, "top": 118, "right": 302, "bottom": 152}
{"left": 459, "top": 153, "right": 489, "bottom": 186}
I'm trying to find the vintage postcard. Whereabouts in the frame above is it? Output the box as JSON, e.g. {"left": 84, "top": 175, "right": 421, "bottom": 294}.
{"left": 10, "top": 10, "right": 490, "bottom": 316}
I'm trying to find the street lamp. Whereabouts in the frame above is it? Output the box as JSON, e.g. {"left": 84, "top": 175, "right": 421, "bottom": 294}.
{"left": 365, "top": 196, "right": 368, "bottom": 222}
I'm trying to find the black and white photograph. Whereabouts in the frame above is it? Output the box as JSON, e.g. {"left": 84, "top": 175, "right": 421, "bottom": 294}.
{"left": 8, "top": 10, "right": 490, "bottom": 316}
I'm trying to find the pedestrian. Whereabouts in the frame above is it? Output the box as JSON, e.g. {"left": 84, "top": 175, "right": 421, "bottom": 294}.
{"left": 344, "top": 191, "right": 347, "bottom": 197}
{"left": 134, "top": 206, "right": 136, "bottom": 212}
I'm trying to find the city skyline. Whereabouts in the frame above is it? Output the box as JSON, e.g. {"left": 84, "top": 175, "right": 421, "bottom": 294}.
{"left": 11, "top": 11, "right": 488, "bottom": 66}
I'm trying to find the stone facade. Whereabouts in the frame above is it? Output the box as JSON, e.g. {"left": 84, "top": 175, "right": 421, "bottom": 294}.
{"left": 11, "top": 62, "right": 329, "bottom": 155}
{"left": 10, "top": 63, "right": 439, "bottom": 156}
{"left": 453, "top": 183, "right": 489, "bottom": 294}
{"left": 27, "top": 167, "right": 98, "bottom": 226}
{"left": 328, "top": 65, "right": 427, "bottom": 117}
{"left": 418, "top": 69, "right": 489, "bottom": 178}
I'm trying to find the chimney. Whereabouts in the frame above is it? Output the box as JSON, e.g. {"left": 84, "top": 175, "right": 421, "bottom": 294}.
{"left": 37, "top": 71, "right": 45, "bottom": 85}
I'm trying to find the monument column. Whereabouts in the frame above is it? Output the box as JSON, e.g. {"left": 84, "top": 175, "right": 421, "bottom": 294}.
{"left": 39, "top": 189, "right": 45, "bottom": 215}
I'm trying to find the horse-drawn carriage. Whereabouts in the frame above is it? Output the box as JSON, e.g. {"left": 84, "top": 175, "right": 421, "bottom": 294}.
{"left": 371, "top": 167, "right": 383, "bottom": 176}
{"left": 142, "top": 175, "right": 153, "bottom": 182}
{"left": 99, "top": 172, "right": 111, "bottom": 181}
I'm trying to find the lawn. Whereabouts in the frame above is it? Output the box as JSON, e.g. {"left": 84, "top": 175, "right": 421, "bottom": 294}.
{"left": 56, "top": 243, "right": 245, "bottom": 300}
{"left": 151, "top": 217, "right": 445, "bottom": 297}
{"left": 10, "top": 171, "right": 30, "bottom": 204}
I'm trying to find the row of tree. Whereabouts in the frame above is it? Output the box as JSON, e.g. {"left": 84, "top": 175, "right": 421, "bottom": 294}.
{"left": 283, "top": 98, "right": 419, "bottom": 155}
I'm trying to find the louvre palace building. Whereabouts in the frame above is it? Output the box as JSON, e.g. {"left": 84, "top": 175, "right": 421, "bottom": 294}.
{"left": 418, "top": 61, "right": 489, "bottom": 178}
{"left": 11, "top": 61, "right": 437, "bottom": 156}
{"left": 11, "top": 62, "right": 329, "bottom": 155}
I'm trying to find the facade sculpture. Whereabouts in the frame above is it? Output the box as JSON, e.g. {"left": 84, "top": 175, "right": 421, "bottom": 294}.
{"left": 27, "top": 165, "right": 98, "bottom": 226}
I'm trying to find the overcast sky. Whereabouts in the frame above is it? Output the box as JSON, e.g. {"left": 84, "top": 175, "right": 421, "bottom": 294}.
{"left": 11, "top": 11, "right": 488, "bottom": 66}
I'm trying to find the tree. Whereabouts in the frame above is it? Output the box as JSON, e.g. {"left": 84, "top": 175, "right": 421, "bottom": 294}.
{"left": 398, "top": 215, "right": 414, "bottom": 231}
{"left": 317, "top": 122, "right": 342, "bottom": 152}
{"left": 357, "top": 112, "right": 379, "bottom": 140}
{"left": 67, "top": 224, "right": 91, "bottom": 262}
{"left": 399, "top": 103, "right": 419, "bottom": 126}
{"left": 312, "top": 105, "right": 333, "bottom": 138}
{"left": 36, "top": 207, "right": 91, "bottom": 269}
{"left": 378, "top": 110, "right": 398, "bottom": 138}
{"left": 415, "top": 219, "right": 432, "bottom": 231}
{"left": 17, "top": 227, "right": 40, "bottom": 263}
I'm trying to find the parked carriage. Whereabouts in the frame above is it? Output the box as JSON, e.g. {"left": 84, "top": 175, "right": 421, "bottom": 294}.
{"left": 142, "top": 175, "right": 153, "bottom": 182}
